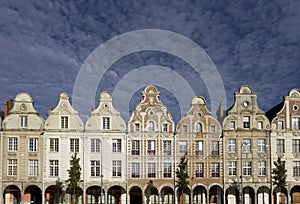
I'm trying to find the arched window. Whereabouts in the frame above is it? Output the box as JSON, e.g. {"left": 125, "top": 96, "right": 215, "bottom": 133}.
{"left": 196, "top": 123, "right": 202, "bottom": 133}
{"left": 149, "top": 121, "right": 155, "bottom": 132}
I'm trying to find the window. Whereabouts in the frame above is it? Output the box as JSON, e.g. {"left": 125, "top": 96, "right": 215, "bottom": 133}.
{"left": 131, "top": 140, "right": 140, "bottom": 155}
{"left": 293, "top": 140, "right": 300, "bottom": 153}
{"left": 112, "top": 139, "right": 121, "bottom": 152}
{"left": 212, "top": 163, "right": 220, "bottom": 177}
{"left": 277, "top": 139, "right": 285, "bottom": 153}
{"left": 242, "top": 139, "right": 251, "bottom": 153}
{"left": 195, "top": 141, "right": 204, "bottom": 156}
{"left": 292, "top": 118, "right": 300, "bottom": 130}
{"left": 91, "top": 160, "right": 100, "bottom": 177}
{"left": 210, "top": 124, "right": 216, "bottom": 133}
{"left": 243, "top": 116, "right": 250, "bottom": 128}
{"left": 278, "top": 120, "right": 284, "bottom": 130}
{"left": 258, "top": 139, "right": 266, "bottom": 153}
{"left": 211, "top": 141, "right": 219, "bottom": 156}
{"left": 7, "top": 159, "right": 17, "bottom": 176}
{"left": 131, "top": 163, "right": 140, "bottom": 178}
{"left": 163, "top": 123, "right": 168, "bottom": 132}
{"left": 195, "top": 163, "right": 204, "bottom": 177}
{"left": 134, "top": 123, "right": 140, "bottom": 132}
{"left": 179, "top": 141, "right": 187, "bottom": 155}
{"left": 243, "top": 161, "right": 252, "bottom": 176}
{"left": 8, "top": 138, "right": 18, "bottom": 152}
{"left": 50, "top": 138, "right": 59, "bottom": 152}
{"left": 293, "top": 161, "right": 300, "bottom": 176}
{"left": 230, "top": 121, "right": 235, "bottom": 130}
{"left": 228, "top": 161, "right": 236, "bottom": 176}
{"left": 147, "top": 140, "right": 156, "bottom": 155}
{"left": 28, "top": 160, "right": 38, "bottom": 176}
{"left": 70, "top": 138, "right": 79, "bottom": 152}
{"left": 258, "top": 161, "right": 266, "bottom": 176}
{"left": 60, "top": 116, "right": 68, "bottom": 129}
{"left": 148, "top": 121, "right": 155, "bottom": 132}
{"left": 20, "top": 116, "right": 28, "bottom": 128}
{"left": 112, "top": 160, "right": 121, "bottom": 177}
{"left": 50, "top": 160, "right": 59, "bottom": 176}
{"left": 228, "top": 139, "right": 236, "bottom": 153}
{"left": 258, "top": 121, "right": 263, "bottom": 130}
{"left": 163, "top": 163, "right": 172, "bottom": 178}
{"left": 163, "top": 140, "right": 172, "bottom": 155}
{"left": 29, "top": 138, "right": 38, "bottom": 152}
{"left": 182, "top": 125, "right": 187, "bottom": 133}
{"left": 102, "top": 117, "right": 110, "bottom": 130}
{"left": 91, "top": 139, "right": 100, "bottom": 153}
{"left": 148, "top": 163, "right": 156, "bottom": 178}
{"left": 196, "top": 123, "right": 202, "bottom": 133}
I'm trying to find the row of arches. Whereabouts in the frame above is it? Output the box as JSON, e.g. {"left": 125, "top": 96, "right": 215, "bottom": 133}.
{"left": 3, "top": 184, "right": 300, "bottom": 204}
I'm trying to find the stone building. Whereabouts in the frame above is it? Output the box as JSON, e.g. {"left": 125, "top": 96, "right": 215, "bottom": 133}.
{"left": 1, "top": 92, "right": 44, "bottom": 204}
{"left": 223, "top": 85, "right": 271, "bottom": 204}
{"left": 176, "top": 96, "right": 223, "bottom": 204}
{"left": 267, "top": 88, "right": 300, "bottom": 204}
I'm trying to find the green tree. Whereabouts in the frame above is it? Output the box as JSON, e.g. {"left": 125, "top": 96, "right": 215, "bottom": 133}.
{"left": 66, "top": 153, "right": 83, "bottom": 204}
{"left": 272, "top": 156, "right": 287, "bottom": 188}
{"left": 176, "top": 155, "right": 189, "bottom": 204}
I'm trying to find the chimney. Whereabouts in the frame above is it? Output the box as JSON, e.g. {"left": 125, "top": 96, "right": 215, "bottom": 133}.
{"left": 4, "top": 98, "right": 13, "bottom": 118}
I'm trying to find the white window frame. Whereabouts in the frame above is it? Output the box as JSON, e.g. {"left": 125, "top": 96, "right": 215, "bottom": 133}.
{"left": 195, "top": 141, "right": 204, "bottom": 156}
{"left": 112, "top": 160, "right": 122, "bottom": 177}
{"left": 28, "top": 160, "right": 38, "bottom": 176}
{"left": 50, "top": 160, "right": 59, "bottom": 177}
{"left": 91, "top": 138, "right": 100, "bottom": 153}
{"left": 20, "top": 116, "right": 28, "bottom": 128}
{"left": 7, "top": 159, "right": 17, "bottom": 176}
{"left": 228, "top": 139, "right": 236, "bottom": 153}
{"left": 112, "top": 139, "right": 121, "bottom": 153}
{"left": 131, "top": 163, "right": 140, "bottom": 178}
{"left": 50, "top": 138, "right": 59, "bottom": 152}
{"left": 163, "top": 140, "right": 172, "bottom": 155}
{"left": 242, "top": 139, "right": 251, "bottom": 153}
{"left": 29, "top": 138, "right": 39, "bottom": 152}
{"left": 293, "top": 139, "right": 300, "bottom": 153}
{"left": 277, "top": 139, "right": 285, "bottom": 153}
{"left": 163, "top": 163, "right": 172, "bottom": 178}
{"left": 211, "top": 163, "right": 220, "bottom": 177}
{"left": 228, "top": 161, "right": 236, "bottom": 176}
{"left": 147, "top": 163, "right": 156, "bottom": 178}
{"left": 70, "top": 138, "right": 79, "bottom": 152}
{"left": 195, "top": 162, "right": 204, "bottom": 178}
{"left": 293, "top": 161, "right": 300, "bottom": 176}
{"left": 243, "top": 116, "right": 250, "bottom": 129}
{"left": 292, "top": 117, "right": 300, "bottom": 130}
{"left": 258, "top": 139, "right": 266, "bottom": 153}
{"left": 60, "top": 116, "right": 69, "bottom": 129}
{"left": 179, "top": 141, "right": 187, "bottom": 155}
{"left": 243, "top": 161, "right": 252, "bottom": 176}
{"left": 102, "top": 117, "right": 110, "bottom": 130}
{"left": 131, "top": 140, "right": 140, "bottom": 155}
{"left": 91, "top": 160, "right": 100, "bottom": 177}
{"left": 147, "top": 140, "right": 156, "bottom": 155}
{"left": 258, "top": 161, "right": 266, "bottom": 176}
{"left": 8, "top": 138, "right": 18, "bottom": 152}
{"left": 211, "top": 141, "right": 219, "bottom": 156}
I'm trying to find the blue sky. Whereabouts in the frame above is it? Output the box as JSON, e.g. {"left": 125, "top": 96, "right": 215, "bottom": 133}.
{"left": 0, "top": 0, "right": 299, "bottom": 123}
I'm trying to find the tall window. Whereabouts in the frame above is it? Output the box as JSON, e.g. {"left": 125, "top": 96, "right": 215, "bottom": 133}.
{"left": 7, "top": 159, "right": 17, "bottom": 176}
{"left": 50, "top": 160, "right": 59, "bottom": 176}
{"left": 102, "top": 117, "right": 110, "bottom": 130}
{"left": 134, "top": 123, "right": 140, "bottom": 132}
{"left": 163, "top": 140, "right": 172, "bottom": 155}
{"left": 148, "top": 121, "right": 155, "bottom": 132}
{"left": 8, "top": 138, "right": 18, "bottom": 152}
{"left": 292, "top": 118, "right": 300, "bottom": 130}
{"left": 230, "top": 121, "right": 235, "bottom": 130}
{"left": 131, "top": 163, "right": 140, "bottom": 178}
{"left": 195, "top": 141, "right": 204, "bottom": 156}
{"left": 258, "top": 122, "right": 263, "bottom": 130}
{"left": 91, "top": 160, "right": 100, "bottom": 177}
{"left": 211, "top": 163, "right": 220, "bottom": 177}
{"left": 112, "top": 160, "right": 122, "bottom": 177}
{"left": 243, "top": 161, "right": 252, "bottom": 176}
{"left": 293, "top": 139, "right": 300, "bottom": 153}
{"left": 163, "top": 163, "right": 172, "bottom": 178}
{"left": 91, "top": 139, "right": 100, "bottom": 153}
{"left": 60, "top": 116, "right": 68, "bottom": 129}
{"left": 112, "top": 139, "right": 121, "bottom": 152}
{"left": 258, "top": 139, "right": 266, "bottom": 153}
{"left": 70, "top": 138, "right": 79, "bottom": 152}
{"left": 182, "top": 125, "right": 187, "bottom": 133}
{"left": 196, "top": 123, "right": 202, "bottom": 133}
{"left": 195, "top": 163, "right": 204, "bottom": 178}
{"left": 28, "top": 160, "right": 38, "bottom": 176}
{"left": 131, "top": 140, "right": 140, "bottom": 155}
{"left": 179, "top": 141, "right": 187, "bottom": 155}
{"left": 29, "top": 138, "right": 38, "bottom": 152}
{"left": 228, "top": 161, "right": 236, "bottom": 176}
{"left": 228, "top": 139, "right": 236, "bottom": 153}
{"left": 258, "top": 161, "right": 266, "bottom": 176}
{"left": 293, "top": 161, "right": 300, "bottom": 176}
{"left": 278, "top": 120, "right": 284, "bottom": 130}
{"left": 211, "top": 141, "right": 219, "bottom": 156}
{"left": 50, "top": 138, "right": 59, "bottom": 152}
{"left": 277, "top": 139, "right": 285, "bottom": 153}
{"left": 210, "top": 124, "right": 216, "bottom": 133}
{"left": 20, "top": 116, "right": 28, "bottom": 128}
{"left": 242, "top": 139, "right": 251, "bottom": 153}
{"left": 243, "top": 116, "right": 250, "bottom": 128}
{"left": 147, "top": 140, "right": 156, "bottom": 155}
{"left": 148, "top": 163, "right": 156, "bottom": 178}
{"left": 163, "top": 123, "right": 168, "bottom": 132}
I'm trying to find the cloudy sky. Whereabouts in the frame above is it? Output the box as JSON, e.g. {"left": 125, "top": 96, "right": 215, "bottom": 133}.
{"left": 0, "top": 0, "right": 299, "bottom": 123}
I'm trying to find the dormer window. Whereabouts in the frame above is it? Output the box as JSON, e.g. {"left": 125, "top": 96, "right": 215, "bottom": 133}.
{"left": 230, "top": 121, "right": 235, "bottom": 130}
{"left": 211, "top": 124, "right": 216, "bottom": 133}
{"left": 20, "top": 116, "right": 28, "bottom": 128}
{"left": 162, "top": 123, "right": 168, "bottom": 132}
{"left": 134, "top": 123, "right": 140, "bottom": 132}
{"left": 60, "top": 116, "right": 69, "bottom": 129}
{"left": 196, "top": 123, "right": 202, "bottom": 133}
{"left": 258, "top": 121, "right": 263, "bottom": 130}
{"left": 292, "top": 117, "right": 300, "bottom": 130}
{"left": 102, "top": 117, "right": 110, "bottom": 130}
{"left": 148, "top": 121, "right": 154, "bottom": 132}
{"left": 278, "top": 120, "right": 284, "bottom": 130}
{"left": 243, "top": 116, "right": 250, "bottom": 129}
